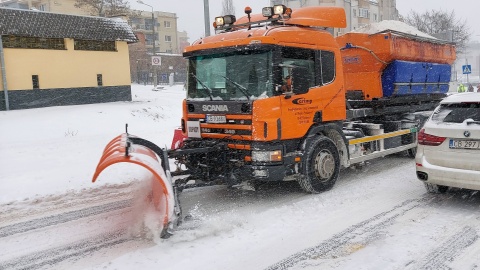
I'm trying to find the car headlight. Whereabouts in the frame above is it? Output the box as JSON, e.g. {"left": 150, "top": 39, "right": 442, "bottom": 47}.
{"left": 251, "top": 150, "right": 282, "bottom": 162}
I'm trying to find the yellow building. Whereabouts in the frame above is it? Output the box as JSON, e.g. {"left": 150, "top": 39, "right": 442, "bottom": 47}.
{"left": 0, "top": 0, "right": 184, "bottom": 54}
{"left": 0, "top": 8, "right": 138, "bottom": 110}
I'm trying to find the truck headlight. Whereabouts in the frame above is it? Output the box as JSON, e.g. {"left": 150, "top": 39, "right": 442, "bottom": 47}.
{"left": 214, "top": 15, "right": 236, "bottom": 27}
{"left": 251, "top": 150, "right": 282, "bottom": 162}
{"left": 273, "top": 5, "right": 287, "bottom": 15}
{"left": 262, "top": 7, "right": 273, "bottom": 17}
{"left": 215, "top": 16, "right": 225, "bottom": 26}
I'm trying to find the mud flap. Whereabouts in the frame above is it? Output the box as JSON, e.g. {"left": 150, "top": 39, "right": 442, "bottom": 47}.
{"left": 92, "top": 133, "right": 180, "bottom": 238}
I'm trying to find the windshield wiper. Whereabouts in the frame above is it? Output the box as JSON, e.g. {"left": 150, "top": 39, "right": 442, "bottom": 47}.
{"left": 218, "top": 75, "right": 251, "bottom": 101}
{"left": 191, "top": 73, "right": 214, "bottom": 101}
{"left": 466, "top": 121, "right": 480, "bottom": 125}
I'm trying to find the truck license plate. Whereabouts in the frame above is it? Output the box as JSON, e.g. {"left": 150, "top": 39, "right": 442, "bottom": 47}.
{"left": 206, "top": 115, "right": 226, "bottom": 123}
{"left": 449, "top": 139, "right": 480, "bottom": 149}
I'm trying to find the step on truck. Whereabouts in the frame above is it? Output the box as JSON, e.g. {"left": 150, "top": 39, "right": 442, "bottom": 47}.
{"left": 92, "top": 4, "right": 456, "bottom": 236}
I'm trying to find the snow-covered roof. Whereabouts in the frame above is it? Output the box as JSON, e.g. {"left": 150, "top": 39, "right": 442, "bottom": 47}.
{"left": 0, "top": 7, "right": 138, "bottom": 43}
{"left": 441, "top": 92, "right": 480, "bottom": 104}
{"left": 352, "top": 20, "right": 436, "bottom": 40}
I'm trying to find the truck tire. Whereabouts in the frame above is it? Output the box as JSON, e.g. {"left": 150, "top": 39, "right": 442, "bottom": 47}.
{"left": 424, "top": 182, "right": 448, "bottom": 194}
{"left": 407, "top": 147, "right": 417, "bottom": 158}
{"left": 298, "top": 136, "right": 340, "bottom": 193}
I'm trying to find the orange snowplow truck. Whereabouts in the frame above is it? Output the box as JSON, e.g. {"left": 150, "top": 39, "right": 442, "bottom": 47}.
{"left": 92, "top": 5, "right": 455, "bottom": 236}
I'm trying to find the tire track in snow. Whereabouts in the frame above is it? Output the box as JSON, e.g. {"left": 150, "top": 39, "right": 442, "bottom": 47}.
{"left": 0, "top": 199, "right": 133, "bottom": 238}
{"left": 0, "top": 182, "right": 137, "bottom": 226}
{"left": 409, "top": 226, "right": 478, "bottom": 270}
{"left": 0, "top": 230, "right": 130, "bottom": 270}
{"left": 265, "top": 196, "right": 436, "bottom": 270}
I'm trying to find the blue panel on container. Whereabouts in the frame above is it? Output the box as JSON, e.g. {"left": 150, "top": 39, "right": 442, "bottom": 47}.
{"left": 382, "top": 61, "right": 451, "bottom": 97}
{"left": 426, "top": 63, "right": 451, "bottom": 93}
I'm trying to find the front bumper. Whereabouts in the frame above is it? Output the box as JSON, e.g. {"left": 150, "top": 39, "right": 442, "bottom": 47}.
{"left": 236, "top": 163, "right": 297, "bottom": 182}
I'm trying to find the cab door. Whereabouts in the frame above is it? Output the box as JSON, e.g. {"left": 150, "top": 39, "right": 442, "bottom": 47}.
{"left": 279, "top": 48, "right": 342, "bottom": 139}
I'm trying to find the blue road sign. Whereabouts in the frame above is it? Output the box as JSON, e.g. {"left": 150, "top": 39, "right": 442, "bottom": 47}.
{"left": 462, "top": 65, "right": 472, "bottom": 74}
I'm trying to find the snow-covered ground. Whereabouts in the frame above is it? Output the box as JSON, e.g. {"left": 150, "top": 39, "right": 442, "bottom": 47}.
{"left": 0, "top": 84, "right": 185, "bottom": 203}
{"left": 2, "top": 84, "right": 480, "bottom": 270}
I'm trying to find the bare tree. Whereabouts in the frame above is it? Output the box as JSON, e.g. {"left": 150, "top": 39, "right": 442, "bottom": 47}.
{"left": 221, "top": 0, "right": 235, "bottom": 16}
{"left": 403, "top": 9, "right": 471, "bottom": 53}
{"left": 74, "top": 0, "right": 132, "bottom": 17}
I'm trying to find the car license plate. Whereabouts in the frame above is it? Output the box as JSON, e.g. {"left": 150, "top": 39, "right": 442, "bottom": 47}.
{"left": 205, "top": 115, "right": 226, "bottom": 124}
{"left": 449, "top": 139, "right": 480, "bottom": 149}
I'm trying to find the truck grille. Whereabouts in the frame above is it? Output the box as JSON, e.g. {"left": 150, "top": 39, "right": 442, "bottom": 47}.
{"left": 188, "top": 114, "right": 253, "bottom": 140}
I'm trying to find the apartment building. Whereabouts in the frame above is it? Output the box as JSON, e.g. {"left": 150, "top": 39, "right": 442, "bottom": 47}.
{"left": 129, "top": 10, "right": 179, "bottom": 54}
{"left": 270, "top": 0, "right": 399, "bottom": 35}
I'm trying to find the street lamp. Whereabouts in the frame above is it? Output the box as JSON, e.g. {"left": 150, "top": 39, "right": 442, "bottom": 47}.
{"left": 203, "top": 0, "right": 210, "bottom": 37}
{"left": 137, "top": 0, "right": 157, "bottom": 87}
{"left": 343, "top": 0, "right": 358, "bottom": 32}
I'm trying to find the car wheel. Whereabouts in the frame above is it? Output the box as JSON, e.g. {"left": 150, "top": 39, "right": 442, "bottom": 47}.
{"left": 298, "top": 137, "right": 340, "bottom": 193}
{"left": 424, "top": 182, "right": 448, "bottom": 194}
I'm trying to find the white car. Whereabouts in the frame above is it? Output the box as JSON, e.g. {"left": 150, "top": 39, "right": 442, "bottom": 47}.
{"left": 415, "top": 92, "right": 480, "bottom": 193}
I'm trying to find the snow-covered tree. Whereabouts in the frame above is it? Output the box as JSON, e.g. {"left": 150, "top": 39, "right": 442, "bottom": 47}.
{"left": 74, "top": 0, "right": 132, "bottom": 17}
{"left": 403, "top": 10, "right": 471, "bottom": 53}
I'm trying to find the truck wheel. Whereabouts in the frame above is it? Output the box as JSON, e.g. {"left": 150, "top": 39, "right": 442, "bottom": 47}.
{"left": 424, "top": 182, "right": 448, "bottom": 194}
{"left": 407, "top": 147, "right": 417, "bottom": 158}
{"left": 298, "top": 137, "right": 340, "bottom": 193}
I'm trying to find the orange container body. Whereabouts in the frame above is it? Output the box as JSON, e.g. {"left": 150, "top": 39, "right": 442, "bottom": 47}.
{"left": 336, "top": 32, "right": 456, "bottom": 100}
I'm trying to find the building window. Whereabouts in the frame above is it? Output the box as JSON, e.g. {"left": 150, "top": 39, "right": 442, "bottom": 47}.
{"left": 164, "top": 21, "right": 171, "bottom": 28}
{"left": 358, "top": 8, "right": 370, "bottom": 18}
{"left": 130, "top": 18, "right": 141, "bottom": 24}
{"left": 74, "top": 40, "right": 116, "bottom": 51}
{"left": 145, "top": 18, "right": 154, "bottom": 31}
{"left": 353, "top": 9, "right": 357, "bottom": 18}
{"left": 145, "top": 33, "right": 158, "bottom": 45}
{"left": 38, "top": 4, "right": 47, "bottom": 11}
{"left": 2, "top": 35, "right": 65, "bottom": 50}
{"left": 32, "top": 75, "right": 40, "bottom": 89}
{"left": 97, "top": 74, "right": 103, "bottom": 86}
{"left": 165, "top": 35, "right": 172, "bottom": 42}
{"left": 373, "top": 13, "right": 377, "bottom": 21}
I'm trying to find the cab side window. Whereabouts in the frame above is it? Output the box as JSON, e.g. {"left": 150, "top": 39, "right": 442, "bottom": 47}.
{"left": 280, "top": 47, "right": 315, "bottom": 94}
{"left": 320, "top": 50, "right": 335, "bottom": 85}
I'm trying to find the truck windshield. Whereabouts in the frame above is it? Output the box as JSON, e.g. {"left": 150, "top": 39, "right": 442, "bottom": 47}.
{"left": 186, "top": 50, "right": 273, "bottom": 101}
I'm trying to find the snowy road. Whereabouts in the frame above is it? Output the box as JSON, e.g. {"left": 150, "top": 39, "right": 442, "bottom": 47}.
{"left": 2, "top": 155, "right": 480, "bottom": 270}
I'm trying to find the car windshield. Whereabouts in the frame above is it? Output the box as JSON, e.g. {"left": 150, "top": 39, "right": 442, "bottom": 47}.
{"left": 431, "top": 102, "right": 480, "bottom": 123}
{"left": 186, "top": 50, "right": 273, "bottom": 101}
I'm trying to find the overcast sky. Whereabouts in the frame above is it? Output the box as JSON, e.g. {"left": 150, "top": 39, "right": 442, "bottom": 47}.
{"left": 130, "top": 0, "right": 480, "bottom": 43}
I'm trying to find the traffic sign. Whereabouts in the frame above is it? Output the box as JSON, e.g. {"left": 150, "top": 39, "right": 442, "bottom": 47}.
{"left": 462, "top": 65, "right": 471, "bottom": 74}
{"left": 152, "top": 56, "right": 161, "bottom": 66}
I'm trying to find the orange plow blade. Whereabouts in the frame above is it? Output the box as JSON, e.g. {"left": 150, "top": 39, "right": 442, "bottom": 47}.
{"left": 92, "top": 133, "right": 180, "bottom": 237}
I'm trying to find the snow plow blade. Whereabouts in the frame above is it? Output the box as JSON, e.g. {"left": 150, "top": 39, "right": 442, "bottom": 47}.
{"left": 92, "top": 133, "right": 181, "bottom": 238}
